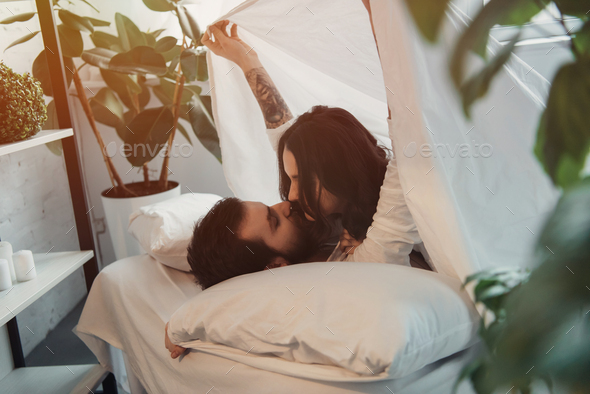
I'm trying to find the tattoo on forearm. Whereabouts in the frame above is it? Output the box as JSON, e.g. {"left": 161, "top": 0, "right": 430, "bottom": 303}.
{"left": 245, "top": 67, "right": 293, "bottom": 129}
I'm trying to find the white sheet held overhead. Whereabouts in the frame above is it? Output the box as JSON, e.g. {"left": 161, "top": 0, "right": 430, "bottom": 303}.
{"left": 208, "top": 0, "right": 558, "bottom": 279}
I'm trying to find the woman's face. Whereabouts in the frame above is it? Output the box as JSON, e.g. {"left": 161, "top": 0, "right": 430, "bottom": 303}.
{"left": 283, "top": 148, "right": 342, "bottom": 221}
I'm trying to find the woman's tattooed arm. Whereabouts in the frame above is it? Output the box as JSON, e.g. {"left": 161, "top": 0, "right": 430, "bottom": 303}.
{"left": 245, "top": 67, "right": 293, "bottom": 129}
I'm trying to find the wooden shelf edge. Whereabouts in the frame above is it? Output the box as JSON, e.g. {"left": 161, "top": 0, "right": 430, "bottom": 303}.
{"left": 0, "top": 129, "right": 74, "bottom": 157}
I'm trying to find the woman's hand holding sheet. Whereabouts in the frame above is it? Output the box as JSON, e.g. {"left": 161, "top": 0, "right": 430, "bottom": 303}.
{"left": 201, "top": 20, "right": 262, "bottom": 72}
{"left": 339, "top": 229, "right": 362, "bottom": 255}
{"left": 165, "top": 322, "right": 187, "bottom": 359}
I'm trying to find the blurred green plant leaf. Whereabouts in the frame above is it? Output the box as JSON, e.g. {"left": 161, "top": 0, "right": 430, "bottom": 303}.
{"left": 556, "top": 0, "right": 590, "bottom": 18}
{"left": 497, "top": 1, "right": 544, "bottom": 26}
{"left": 186, "top": 95, "right": 221, "bottom": 162}
{"left": 144, "top": 32, "right": 156, "bottom": 48}
{"left": 32, "top": 50, "right": 75, "bottom": 96}
{"left": 90, "top": 31, "right": 120, "bottom": 51}
{"left": 109, "top": 46, "right": 167, "bottom": 75}
{"left": 85, "top": 17, "right": 110, "bottom": 27}
{"left": 573, "top": 21, "right": 590, "bottom": 56}
{"left": 402, "top": 0, "right": 450, "bottom": 42}
{"left": 450, "top": 0, "right": 527, "bottom": 89}
{"left": 58, "top": 9, "right": 94, "bottom": 33}
{"left": 79, "top": 0, "right": 100, "bottom": 13}
{"left": 155, "top": 36, "right": 177, "bottom": 53}
{"left": 122, "top": 106, "right": 175, "bottom": 167}
{"left": 534, "top": 59, "right": 590, "bottom": 189}
{"left": 4, "top": 30, "right": 40, "bottom": 52}
{"left": 100, "top": 69, "right": 142, "bottom": 95}
{"left": 115, "top": 13, "right": 146, "bottom": 51}
{"left": 161, "top": 45, "right": 181, "bottom": 62}
{"left": 176, "top": 5, "right": 201, "bottom": 42}
{"left": 159, "top": 77, "right": 194, "bottom": 104}
{"left": 196, "top": 50, "right": 208, "bottom": 81}
{"left": 142, "top": 0, "right": 175, "bottom": 12}
{"left": 58, "top": 24, "right": 84, "bottom": 57}
{"left": 180, "top": 48, "right": 198, "bottom": 82}
{"left": 82, "top": 47, "right": 117, "bottom": 69}
{"left": 0, "top": 12, "right": 36, "bottom": 24}
{"left": 148, "top": 28, "right": 167, "bottom": 39}
{"left": 460, "top": 33, "right": 520, "bottom": 117}
{"left": 89, "top": 87, "right": 125, "bottom": 127}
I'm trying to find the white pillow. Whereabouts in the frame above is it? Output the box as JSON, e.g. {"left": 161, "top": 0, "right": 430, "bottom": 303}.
{"left": 168, "top": 262, "right": 480, "bottom": 379}
{"left": 128, "top": 193, "right": 223, "bottom": 271}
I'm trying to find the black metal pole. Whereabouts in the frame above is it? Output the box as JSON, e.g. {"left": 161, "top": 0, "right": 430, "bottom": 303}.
{"left": 34, "top": 0, "right": 99, "bottom": 291}
{"left": 6, "top": 317, "right": 25, "bottom": 368}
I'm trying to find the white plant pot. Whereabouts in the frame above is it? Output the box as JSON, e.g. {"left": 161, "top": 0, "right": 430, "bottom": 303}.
{"left": 101, "top": 181, "right": 181, "bottom": 261}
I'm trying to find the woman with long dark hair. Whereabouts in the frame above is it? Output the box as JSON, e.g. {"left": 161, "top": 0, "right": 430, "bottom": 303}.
{"left": 202, "top": 21, "right": 423, "bottom": 265}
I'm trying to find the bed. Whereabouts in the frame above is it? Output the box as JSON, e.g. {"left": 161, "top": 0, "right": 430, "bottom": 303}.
{"left": 75, "top": 254, "right": 479, "bottom": 393}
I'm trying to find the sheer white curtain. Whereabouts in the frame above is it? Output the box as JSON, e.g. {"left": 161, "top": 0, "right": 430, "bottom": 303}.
{"left": 208, "top": 0, "right": 558, "bottom": 279}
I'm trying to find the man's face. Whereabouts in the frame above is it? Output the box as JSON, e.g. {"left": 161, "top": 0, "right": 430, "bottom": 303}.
{"left": 238, "top": 201, "right": 313, "bottom": 260}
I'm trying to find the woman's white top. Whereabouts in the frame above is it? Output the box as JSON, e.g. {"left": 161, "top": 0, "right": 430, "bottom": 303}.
{"left": 267, "top": 118, "right": 423, "bottom": 266}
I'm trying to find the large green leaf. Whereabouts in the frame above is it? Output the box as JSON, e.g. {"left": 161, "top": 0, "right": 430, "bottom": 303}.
{"left": 4, "top": 30, "right": 39, "bottom": 52}
{"left": 160, "top": 77, "right": 194, "bottom": 104}
{"left": 402, "top": 0, "right": 450, "bottom": 42}
{"left": 176, "top": 5, "right": 201, "bottom": 42}
{"left": 459, "top": 33, "right": 520, "bottom": 117}
{"left": 101, "top": 69, "right": 142, "bottom": 95}
{"left": 109, "top": 46, "right": 167, "bottom": 75}
{"left": 58, "top": 9, "right": 94, "bottom": 33}
{"left": 100, "top": 69, "right": 145, "bottom": 112}
{"left": 85, "top": 17, "right": 110, "bottom": 27}
{"left": 123, "top": 106, "right": 175, "bottom": 167}
{"left": 161, "top": 45, "right": 181, "bottom": 63}
{"left": 555, "top": 0, "right": 590, "bottom": 18}
{"left": 32, "top": 50, "right": 75, "bottom": 97}
{"left": 186, "top": 95, "right": 221, "bottom": 162}
{"left": 573, "top": 20, "right": 590, "bottom": 56}
{"left": 534, "top": 59, "right": 590, "bottom": 189}
{"left": 180, "top": 48, "right": 198, "bottom": 82}
{"left": 82, "top": 47, "right": 118, "bottom": 69}
{"left": 79, "top": 0, "right": 100, "bottom": 13}
{"left": 115, "top": 13, "right": 146, "bottom": 52}
{"left": 144, "top": 32, "right": 156, "bottom": 48}
{"left": 142, "top": 0, "right": 175, "bottom": 12}
{"left": 89, "top": 87, "right": 125, "bottom": 127}
{"left": 58, "top": 24, "right": 83, "bottom": 57}
{"left": 148, "top": 28, "right": 167, "bottom": 39}
{"left": 180, "top": 48, "right": 209, "bottom": 82}
{"left": 0, "top": 12, "right": 36, "bottom": 24}
{"left": 90, "top": 31, "right": 120, "bottom": 51}
{"left": 196, "top": 50, "right": 208, "bottom": 81}
{"left": 497, "top": 1, "right": 544, "bottom": 26}
{"left": 450, "top": 0, "right": 529, "bottom": 89}
{"left": 155, "top": 36, "right": 177, "bottom": 53}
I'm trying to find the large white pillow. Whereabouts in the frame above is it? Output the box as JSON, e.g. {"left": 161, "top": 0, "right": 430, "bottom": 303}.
{"left": 128, "top": 193, "right": 223, "bottom": 271}
{"left": 168, "top": 262, "right": 480, "bottom": 379}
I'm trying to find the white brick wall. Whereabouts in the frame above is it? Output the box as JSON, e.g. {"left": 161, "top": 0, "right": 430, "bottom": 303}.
{"left": 0, "top": 147, "right": 86, "bottom": 357}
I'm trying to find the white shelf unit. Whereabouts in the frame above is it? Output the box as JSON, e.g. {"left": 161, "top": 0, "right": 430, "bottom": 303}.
{"left": 0, "top": 129, "right": 73, "bottom": 157}
{"left": 1, "top": 0, "right": 111, "bottom": 391}
{"left": 0, "top": 251, "right": 94, "bottom": 327}
{"left": 0, "top": 363, "right": 109, "bottom": 394}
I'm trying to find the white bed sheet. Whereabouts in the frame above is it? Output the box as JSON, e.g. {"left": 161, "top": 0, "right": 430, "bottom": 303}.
{"left": 75, "top": 255, "right": 478, "bottom": 393}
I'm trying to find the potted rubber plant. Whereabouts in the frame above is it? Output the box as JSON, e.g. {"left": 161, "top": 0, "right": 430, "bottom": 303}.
{"left": 2, "top": 0, "right": 220, "bottom": 259}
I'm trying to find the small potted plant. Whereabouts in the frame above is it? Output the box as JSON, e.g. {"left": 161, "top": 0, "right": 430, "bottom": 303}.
{"left": 0, "top": 62, "right": 47, "bottom": 144}
{"left": 2, "top": 0, "right": 220, "bottom": 259}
